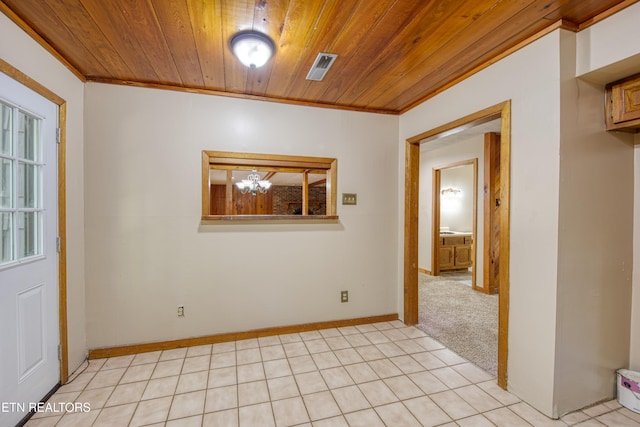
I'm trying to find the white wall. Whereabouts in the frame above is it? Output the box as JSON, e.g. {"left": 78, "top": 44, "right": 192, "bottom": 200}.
{"left": 440, "top": 166, "right": 474, "bottom": 233}
{"left": 0, "top": 14, "right": 86, "bottom": 374}
{"left": 84, "top": 83, "right": 399, "bottom": 349}
{"left": 401, "top": 31, "right": 563, "bottom": 416}
{"left": 553, "top": 30, "right": 634, "bottom": 413}
{"left": 573, "top": 0, "right": 640, "bottom": 400}
{"left": 576, "top": 2, "right": 640, "bottom": 83}
{"left": 575, "top": 1, "right": 640, "bottom": 378}
{"left": 401, "top": 4, "right": 640, "bottom": 416}
{"left": 418, "top": 135, "right": 484, "bottom": 286}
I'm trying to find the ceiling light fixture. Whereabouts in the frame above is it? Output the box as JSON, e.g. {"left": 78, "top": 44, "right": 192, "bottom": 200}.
{"left": 236, "top": 170, "right": 272, "bottom": 196}
{"left": 230, "top": 31, "right": 275, "bottom": 68}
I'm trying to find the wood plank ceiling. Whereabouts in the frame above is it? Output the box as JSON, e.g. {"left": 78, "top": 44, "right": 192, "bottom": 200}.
{"left": 1, "top": 0, "right": 636, "bottom": 114}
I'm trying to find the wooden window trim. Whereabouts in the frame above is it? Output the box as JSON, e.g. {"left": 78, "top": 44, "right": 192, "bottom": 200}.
{"left": 202, "top": 151, "right": 338, "bottom": 221}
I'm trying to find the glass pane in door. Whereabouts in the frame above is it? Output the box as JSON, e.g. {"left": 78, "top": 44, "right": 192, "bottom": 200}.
{"left": 17, "top": 211, "right": 40, "bottom": 259}
{"left": 1, "top": 103, "right": 11, "bottom": 155}
{"left": 0, "top": 105, "right": 44, "bottom": 266}
{"left": 17, "top": 111, "right": 39, "bottom": 162}
{"left": 17, "top": 162, "right": 40, "bottom": 209}
{"left": 0, "top": 212, "right": 12, "bottom": 263}
{"left": 0, "top": 158, "right": 11, "bottom": 209}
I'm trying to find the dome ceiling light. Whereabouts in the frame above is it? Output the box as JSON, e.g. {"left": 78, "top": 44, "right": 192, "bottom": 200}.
{"left": 230, "top": 31, "right": 275, "bottom": 69}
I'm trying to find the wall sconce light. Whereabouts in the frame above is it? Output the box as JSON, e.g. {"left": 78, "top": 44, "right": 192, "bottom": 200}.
{"left": 441, "top": 187, "right": 462, "bottom": 198}
{"left": 230, "top": 31, "right": 275, "bottom": 68}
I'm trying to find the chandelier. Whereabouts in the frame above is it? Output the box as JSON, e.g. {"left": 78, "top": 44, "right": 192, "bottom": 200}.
{"left": 236, "top": 170, "right": 272, "bottom": 195}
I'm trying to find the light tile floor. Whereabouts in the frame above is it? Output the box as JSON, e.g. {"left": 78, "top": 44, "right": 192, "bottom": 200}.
{"left": 24, "top": 321, "right": 640, "bottom": 426}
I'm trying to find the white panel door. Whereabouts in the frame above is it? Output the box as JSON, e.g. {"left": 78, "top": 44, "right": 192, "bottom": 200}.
{"left": 0, "top": 71, "right": 59, "bottom": 426}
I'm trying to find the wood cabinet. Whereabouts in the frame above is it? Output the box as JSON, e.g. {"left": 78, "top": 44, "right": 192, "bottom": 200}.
{"left": 454, "top": 244, "right": 472, "bottom": 268}
{"left": 439, "top": 234, "right": 473, "bottom": 271}
{"left": 439, "top": 246, "right": 454, "bottom": 269}
{"left": 606, "top": 73, "right": 640, "bottom": 133}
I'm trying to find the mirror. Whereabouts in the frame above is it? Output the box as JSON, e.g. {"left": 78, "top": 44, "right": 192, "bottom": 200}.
{"left": 202, "top": 151, "right": 338, "bottom": 220}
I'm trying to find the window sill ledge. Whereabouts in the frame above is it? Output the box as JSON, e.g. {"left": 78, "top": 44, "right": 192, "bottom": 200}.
{"left": 201, "top": 215, "right": 339, "bottom": 223}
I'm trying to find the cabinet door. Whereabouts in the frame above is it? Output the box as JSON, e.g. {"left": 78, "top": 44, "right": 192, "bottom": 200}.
{"left": 454, "top": 245, "right": 472, "bottom": 268}
{"left": 611, "top": 78, "right": 640, "bottom": 123}
{"left": 606, "top": 73, "right": 640, "bottom": 132}
{"left": 439, "top": 246, "right": 454, "bottom": 269}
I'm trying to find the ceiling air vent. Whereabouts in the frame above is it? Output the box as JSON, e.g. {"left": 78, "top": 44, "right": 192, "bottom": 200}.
{"left": 306, "top": 53, "right": 338, "bottom": 81}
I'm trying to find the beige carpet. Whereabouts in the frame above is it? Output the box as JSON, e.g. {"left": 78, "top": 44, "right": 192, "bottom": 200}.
{"left": 417, "top": 272, "right": 498, "bottom": 375}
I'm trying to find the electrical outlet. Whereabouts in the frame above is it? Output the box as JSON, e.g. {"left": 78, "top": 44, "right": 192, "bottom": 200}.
{"left": 341, "top": 291, "right": 348, "bottom": 303}
{"left": 177, "top": 305, "right": 184, "bottom": 317}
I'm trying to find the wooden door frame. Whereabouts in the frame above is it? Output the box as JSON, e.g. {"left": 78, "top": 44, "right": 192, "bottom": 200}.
{"left": 404, "top": 100, "right": 511, "bottom": 388}
{"left": 431, "top": 159, "right": 478, "bottom": 291}
{"left": 0, "top": 59, "right": 70, "bottom": 383}
{"left": 483, "top": 132, "right": 501, "bottom": 295}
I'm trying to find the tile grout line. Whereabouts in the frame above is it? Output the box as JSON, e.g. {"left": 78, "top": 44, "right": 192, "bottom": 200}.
{"left": 32, "top": 322, "right": 634, "bottom": 427}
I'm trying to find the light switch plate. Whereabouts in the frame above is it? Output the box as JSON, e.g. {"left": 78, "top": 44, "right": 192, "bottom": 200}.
{"left": 342, "top": 193, "right": 357, "bottom": 205}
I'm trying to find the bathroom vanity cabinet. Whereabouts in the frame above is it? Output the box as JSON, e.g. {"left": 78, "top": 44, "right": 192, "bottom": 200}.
{"left": 439, "top": 234, "right": 473, "bottom": 270}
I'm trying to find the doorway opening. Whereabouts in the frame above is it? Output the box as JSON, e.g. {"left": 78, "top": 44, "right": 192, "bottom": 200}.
{"left": 422, "top": 135, "right": 498, "bottom": 374}
{"left": 404, "top": 101, "right": 511, "bottom": 388}
{"left": 431, "top": 159, "right": 477, "bottom": 289}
